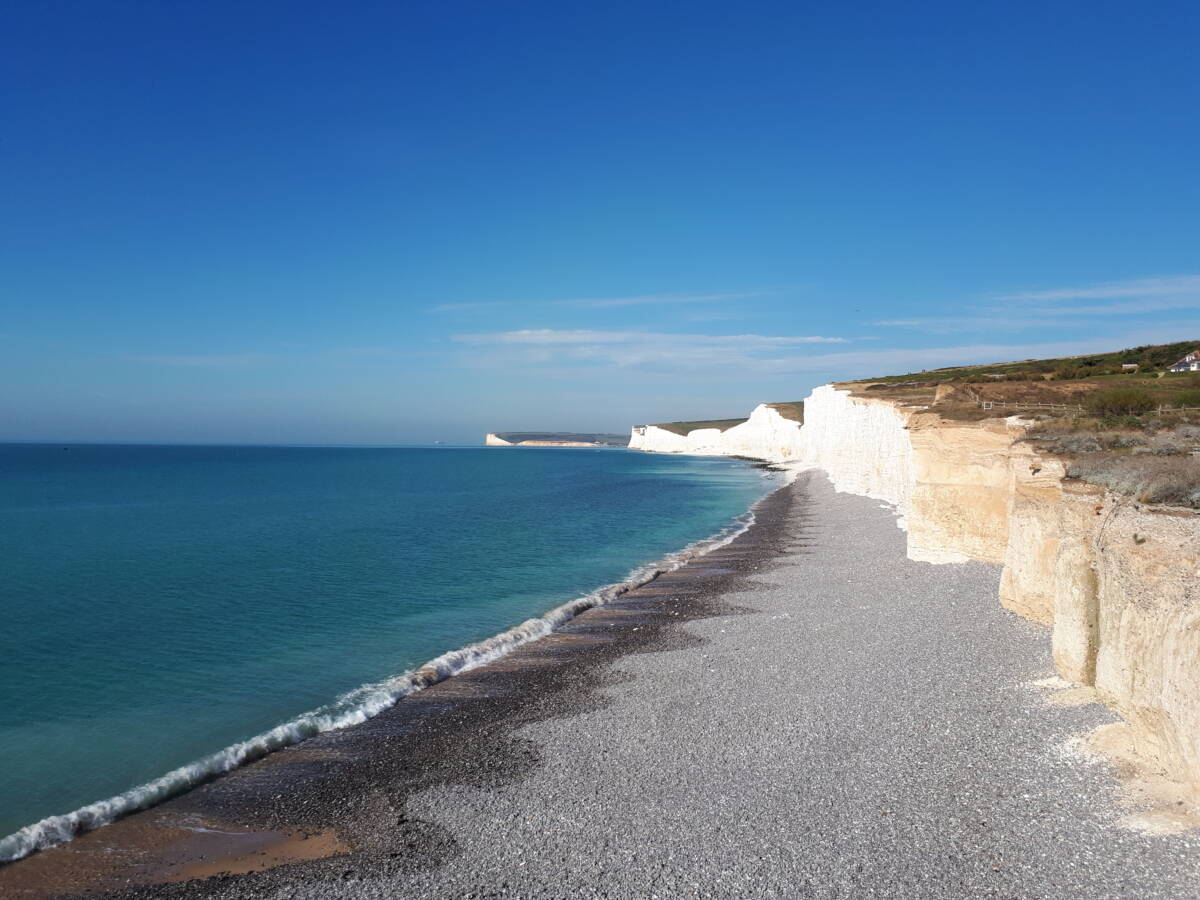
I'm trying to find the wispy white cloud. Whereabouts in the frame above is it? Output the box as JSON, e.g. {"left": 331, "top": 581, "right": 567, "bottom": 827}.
{"left": 124, "top": 353, "right": 272, "bottom": 368}
{"left": 453, "top": 328, "right": 849, "bottom": 373}
{"left": 683, "top": 309, "right": 754, "bottom": 323}
{"left": 452, "top": 327, "right": 1200, "bottom": 380}
{"left": 995, "top": 275, "right": 1200, "bottom": 303}
{"left": 1010, "top": 298, "right": 1200, "bottom": 317}
{"left": 429, "top": 288, "right": 773, "bottom": 314}
{"left": 456, "top": 328, "right": 845, "bottom": 346}
{"left": 875, "top": 274, "right": 1200, "bottom": 333}
{"left": 330, "top": 346, "right": 397, "bottom": 358}
{"left": 872, "top": 316, "right": 1029, "bottom": 333}
{"left": 870, "top": 314, "right": 1106, "bottom": 333}
{"left": 122, "top": 346, "right": 413, "bottom": 369}
{"left": 553, "top": 290, "right": 770, "bottom": 309}
{"left": 428, "top": 301, "right": 514, "bottom": 313}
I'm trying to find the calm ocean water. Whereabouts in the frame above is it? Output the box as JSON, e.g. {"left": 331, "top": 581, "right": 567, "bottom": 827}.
{"left": 0, "top": 443, "right": 773, "bottom": 859}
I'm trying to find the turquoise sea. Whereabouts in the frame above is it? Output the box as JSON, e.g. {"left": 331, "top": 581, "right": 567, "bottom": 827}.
{"left": 0, "top": 443, "right": 773, "bottom": 860}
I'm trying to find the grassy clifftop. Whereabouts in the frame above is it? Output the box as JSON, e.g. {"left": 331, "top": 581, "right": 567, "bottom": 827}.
{"left": 855, "top": 340, "right": 1198, "bottom": 386}
{"left": 493, "top": 432, "right": 629, "bottom": 446}
{"left": 653, "top": 417, "right": 749, "bottom": 436}
{"left": 766, "top": 401, "right": 804, "bottom": 423}
{"left": 842, "top": 341, "right": 1200, "bottom": 509}
{"left": 843, "top": 341, "right": 1200, "bottom": 418}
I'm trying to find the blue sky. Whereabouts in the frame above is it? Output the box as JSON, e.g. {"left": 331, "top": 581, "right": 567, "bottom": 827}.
{"left": 3, "top": 0, "right": 1198, "bottom": 443}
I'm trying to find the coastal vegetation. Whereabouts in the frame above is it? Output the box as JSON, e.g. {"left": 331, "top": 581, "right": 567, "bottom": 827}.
{"left": 653, "top": 417, "right": 749, "bottom": 436}
{"left": 841, "top": 343, "right": 1200, "bottom": 509}
{"left": 1023, "top": 418, "right": 1200, "bottom": 508}
{"left": 858, "top": 340, "right": 1199, "bottom": 385}
{"left": 765, "top": 401, "right": 805, "bottom": 423}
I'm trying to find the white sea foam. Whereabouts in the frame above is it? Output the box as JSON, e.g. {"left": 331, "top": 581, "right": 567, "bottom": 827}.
{"left": 0, "top": 488, "right": 774, "bottom": 863}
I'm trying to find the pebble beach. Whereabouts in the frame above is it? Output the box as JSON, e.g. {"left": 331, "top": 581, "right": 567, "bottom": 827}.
{"left": 5, "top": 473, "right": 1199, "bottom": 898}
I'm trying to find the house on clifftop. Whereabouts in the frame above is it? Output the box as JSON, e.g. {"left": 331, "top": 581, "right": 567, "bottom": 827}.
{"left": 1168, "top": 349, "right": 1200, "bottom": 372}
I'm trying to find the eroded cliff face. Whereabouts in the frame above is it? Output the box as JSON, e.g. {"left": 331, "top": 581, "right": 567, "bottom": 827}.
{"left": 999, "top": 442, "right": 1068, "bottom": 625}
{"left": 628, "top": 425, "right": 690, "bottom": 453}
{"left": 1065, "top": 490, "right": 1200, "bottom": 782}
{"left": 633, "top": 384, "right": 1200, "bottom": 794}
{"left": 803, "top": 386, "right": 1200, "bottom": 793}
{"left": 720, "top": 405, "right": 805, "bottom": 460}
{"left": 795, "top": 385, "right": 913, "bottom": 510}
{"left": 906, "top": 414, "right": 1026, "bottom": 565}
{"left": 793, "top": 386, "right": 1018, "bottom": 564}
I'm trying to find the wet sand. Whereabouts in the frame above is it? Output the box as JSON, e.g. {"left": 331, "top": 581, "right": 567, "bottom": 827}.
{"left": 5, "top": 473, "right": 1200, "bottom": 897}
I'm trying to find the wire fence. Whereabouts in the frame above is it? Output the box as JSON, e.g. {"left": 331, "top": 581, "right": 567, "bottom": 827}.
{"left": 976, "top": 401, "right": 1200, "bottom": 415}
{"left": 978, "top": 400, "right": 1085, "bottom": 414}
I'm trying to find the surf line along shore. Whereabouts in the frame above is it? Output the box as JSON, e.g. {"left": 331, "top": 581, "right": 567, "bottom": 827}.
{"left": 5, "top": 474, "right": 1200, "bottom": 897}
{"left": 0, "top": 468, "right": 792, "bottom": 897}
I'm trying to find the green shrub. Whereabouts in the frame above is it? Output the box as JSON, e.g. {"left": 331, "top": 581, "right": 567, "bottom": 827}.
{"left": 1087, "top": 389, "right": 1156, "bottom": 417}
{"left": 1100, "top": 414, "right": 1144, "bottom": 428}
{"left": 1165, "top": 390, "right": 1200, "bottom": 409}
{"left": 1067, "top": 455, "right": 1200, "bottom": 508}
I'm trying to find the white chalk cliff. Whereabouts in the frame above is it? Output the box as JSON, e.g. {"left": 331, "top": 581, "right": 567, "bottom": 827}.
{"left": 632, "top": 384, "right": 1200, "bottom": 794}
{"left": 630, "top": 404, "right": 806, "bottom": 459}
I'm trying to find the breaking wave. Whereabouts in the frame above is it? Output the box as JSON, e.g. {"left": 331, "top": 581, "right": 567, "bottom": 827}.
{"left": 0, "top": 498, "right": 768, "bottom": 863}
